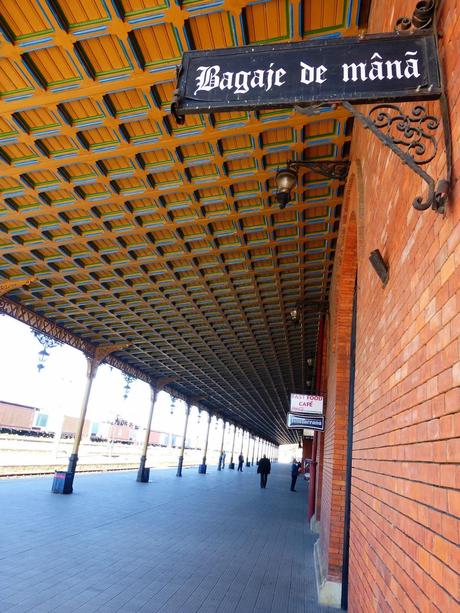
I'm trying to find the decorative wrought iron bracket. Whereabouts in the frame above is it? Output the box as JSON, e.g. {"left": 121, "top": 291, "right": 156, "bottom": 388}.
{"left": 87, "top": 342, "right": 130, "bottom": 379}
{"left": 171, "top": 65, "right": 185, "bottom": 125}
{"left": 342, "top": 99, "right": 451, "bottom": 214}
{"left": 339, "top": 1, "right": 452, "bottom": 214}
{"left": 286, "top": 160, "right": 350, "bottom": 181}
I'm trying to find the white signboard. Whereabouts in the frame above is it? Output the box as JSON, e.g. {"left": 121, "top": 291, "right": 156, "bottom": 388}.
{"left": 290, "top": 393, "right": 324, "bottom": 415}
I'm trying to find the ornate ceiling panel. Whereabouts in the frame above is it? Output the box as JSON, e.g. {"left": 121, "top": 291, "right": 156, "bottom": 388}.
{"left": 0, "top": 0, "right": 361, "bottom": 443}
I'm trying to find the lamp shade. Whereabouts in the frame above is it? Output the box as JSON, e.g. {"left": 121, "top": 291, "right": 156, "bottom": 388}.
{"left": 275, "top": 166, "right": 297, "bottom": 208}
{"left": 275, "top": 167, "right": 297, "bottom": 193}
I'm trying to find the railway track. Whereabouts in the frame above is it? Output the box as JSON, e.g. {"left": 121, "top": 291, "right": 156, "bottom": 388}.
{"left": 0, "top": 460, "right": 200, "bottom": 479}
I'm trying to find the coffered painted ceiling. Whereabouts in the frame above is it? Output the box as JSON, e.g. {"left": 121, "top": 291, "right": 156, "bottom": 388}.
{"left": 0, "top": 0, "right": 364, "bottom": 442}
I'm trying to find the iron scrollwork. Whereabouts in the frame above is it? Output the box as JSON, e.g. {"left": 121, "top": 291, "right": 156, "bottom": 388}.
{"left": 342, "top": 100, "right": 449, "bottom": 213}
{"left": 369, "top": 104, "right": 438, "bottom": 165}
{"left": 123, "top": 373, "right": 135, "bottom": 399}
{"left": 290, "top": 160, "right": 350, "bottom": 181}
{"left": 32, "top": 330, "right": 62, "bottom": 372}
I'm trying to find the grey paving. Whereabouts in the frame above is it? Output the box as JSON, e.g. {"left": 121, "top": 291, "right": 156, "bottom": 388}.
{"left": 0, "top": 463, "right": 335, "bottom": 612}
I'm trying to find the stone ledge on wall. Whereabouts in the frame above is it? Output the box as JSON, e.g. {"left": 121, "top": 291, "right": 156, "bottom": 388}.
{"left": 314, "top": 539, "right": 342, "bottom": 609}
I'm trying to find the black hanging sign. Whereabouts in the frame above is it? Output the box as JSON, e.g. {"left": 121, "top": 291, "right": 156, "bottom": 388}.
{"left": 287, "top": 413, "right": 325, "bottom": 431}
{"left": 173, "top": 32, "right": 441, "bottom": 115}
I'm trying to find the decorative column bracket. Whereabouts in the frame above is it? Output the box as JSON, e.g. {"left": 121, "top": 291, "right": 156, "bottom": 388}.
{"left": 0, "top": 277, "right": 36, "bottom": 297}
{"left": 342, "top": 99, "right": 451, "bottom": 214}
{"left": 152, "top": 375, "right": 178, "bottom": 392}
{"left": 87, "top": 342, "right": 130, "bottom": 379}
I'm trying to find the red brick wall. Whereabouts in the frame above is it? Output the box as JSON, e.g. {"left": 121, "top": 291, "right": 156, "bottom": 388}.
{"left": 318, "top": 184, "right": 358, "bottom": 582}
{"left": 315, "top": 316, "right": 330, "bottom": 522}
{"left": 303, "top": 436, "right": 313, "bottom": 462}
{"left": 342, "top": 1, "right": 460, "bottom": 610}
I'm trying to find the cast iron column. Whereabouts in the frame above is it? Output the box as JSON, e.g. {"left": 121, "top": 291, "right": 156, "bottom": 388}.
{"left": 65, "top": 356, "right": 97, "bottom": 492}
{"left": 63, "top": 342, "right": 127, "bottom": 494}
{"left": 176, "top": 401, "right": 191, "bottom": 477}
{"left": 218, "top": 420, "right": 226, "bottom": 470}
{"left": 240, "top": 429, "right": 244, "bottom": 456}
{"left": 251, "top": 436, "right": 255, "bottom": 465}
{"left": 199, "top": 412, "right": 211, "bottom": 474}
{"left": 229, "top": 424, "right": 236, "bottom": 469}
{"left": 245, "top": 431, "right": 251, "bottom": 467}
{"left": 137, "top": 385, "right": 157, "bottom": 482}
{"left": 255, "top": 437, "right": 260, "bottom": 463}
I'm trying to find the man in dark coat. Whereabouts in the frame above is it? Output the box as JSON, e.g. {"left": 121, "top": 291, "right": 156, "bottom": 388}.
{"left": 257, "top": 454, "right": 271, "bottom": 488}
{"left": 290, "top": 459, "right": 301, "bottom": 491}
{"left": 237, "top": 453, "right": 244, "bottom": 471}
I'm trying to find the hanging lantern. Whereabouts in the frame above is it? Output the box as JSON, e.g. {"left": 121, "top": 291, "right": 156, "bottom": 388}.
{"left": 197, "top": 410, "right": 201, "bottom": 424}
{"left": 122, "top": 373, "right": 135, "bottom": 400}
{"left": 32, "top": 330, "right": 62, "bottom": 373}
{"left": 170, "top": 396, "right": 176, "bottom": 415}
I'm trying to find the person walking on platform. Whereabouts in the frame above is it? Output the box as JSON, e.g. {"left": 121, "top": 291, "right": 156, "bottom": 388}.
{"left": 290, "top": 459, "right": 301, "bottom": 491}
{"left": 257, "top": 454, "right": 271, "bottom": 488}
{"left": 237, "top": 453, "right": 244, "bottom": 471}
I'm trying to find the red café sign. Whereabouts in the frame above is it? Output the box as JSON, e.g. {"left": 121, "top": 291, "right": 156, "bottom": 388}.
{"left": 290, "top": 393, "right": 324, "bottom": 416}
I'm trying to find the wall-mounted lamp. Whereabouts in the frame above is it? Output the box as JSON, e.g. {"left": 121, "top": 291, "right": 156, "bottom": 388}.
{"left": 275, "top": 160, "right": 350, "bottom": 208}
{"left": 288, "top": 301, "right": 329, "bottom": 325}
{"left": 289, "top": 304, "right": 302, "bottom": 325}
{"left": 369, "top": 249, "right": 389, "bottom": 286}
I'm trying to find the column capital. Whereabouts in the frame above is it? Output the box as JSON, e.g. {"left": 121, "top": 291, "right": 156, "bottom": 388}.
{"left": 88, "top": 342, "right": 130, "bottom": 378}
{"left": 151, "top": 375, "right": 177, "bottom": 391}
{"left": 0, "top": 277, "right": 36, "bottom": 297}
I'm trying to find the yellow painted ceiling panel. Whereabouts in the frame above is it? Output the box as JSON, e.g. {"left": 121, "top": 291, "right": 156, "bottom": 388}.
{"left": 26, "top": 47, "right": 81, "bottom": 87}
{"left": 244, "top": 0, "right": 290, "bottom": 44}
{"left": 78, "top": 36, "right": 131, "bottom": 77}
{"left": 131, "top": 23, "right": 181, "bottom": 67}
{"left": 0, "top": 0, "right": 51, "bottom": 40}
{"left": 49, "top": 0, "right": 109, "bottom": 30}
{"left": 0, "top": 59, "right": 34, "bottom": 97}
{"left": 186, "top": 12, "right": 235, "bottom": 50}
{"left": 304, "top": 0, "right": 347, "bottom": 34}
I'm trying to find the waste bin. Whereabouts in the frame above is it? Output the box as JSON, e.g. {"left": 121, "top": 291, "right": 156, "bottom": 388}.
{"left": 198, "top": 464, "right": 207, "bottom": 474}
{"left": 228, "top": 462, "right": 235, "bottom": 469}
{"left": 51, "top": 471, "right": 73, "bottom": 494}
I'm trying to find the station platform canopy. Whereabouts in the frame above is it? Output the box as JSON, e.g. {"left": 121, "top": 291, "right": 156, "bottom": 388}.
{"left": 0, "top": 0, "right": 366, "bottom": 444}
